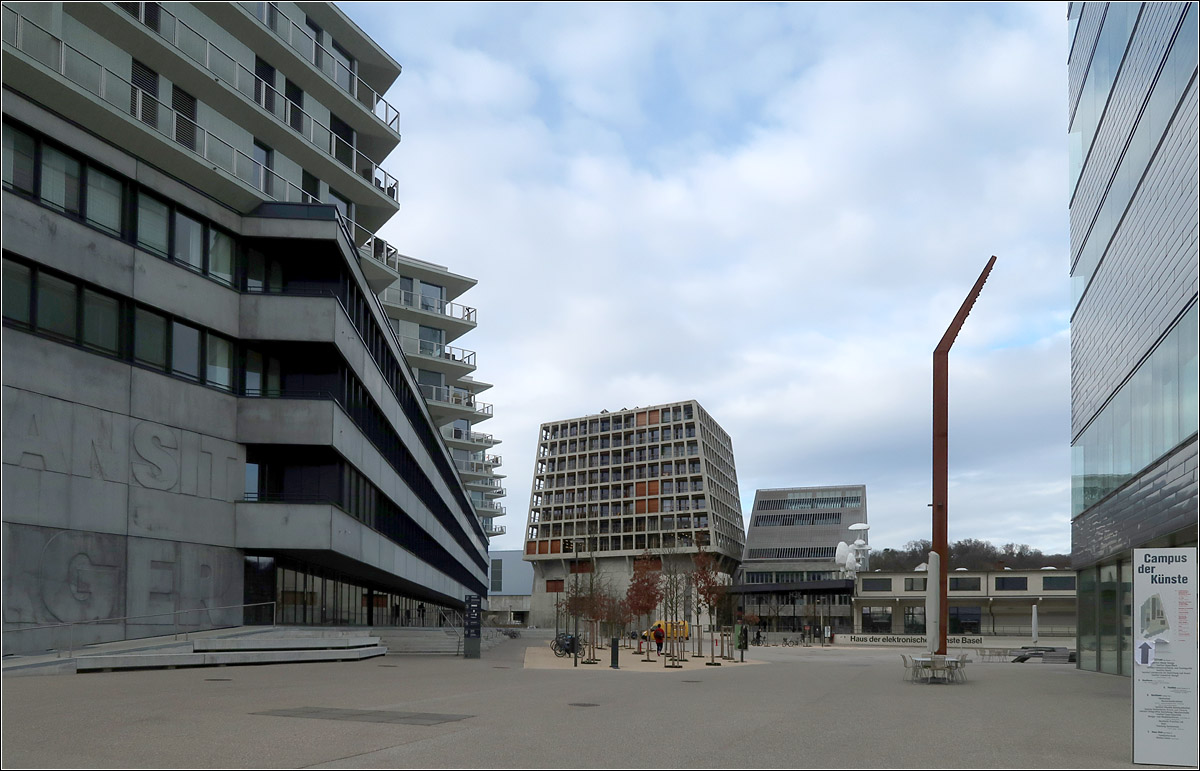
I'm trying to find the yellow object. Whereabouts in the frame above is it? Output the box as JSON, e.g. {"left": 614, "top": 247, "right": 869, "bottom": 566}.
{"left": 645, "top": 620, "right": 690, "bottom": 640}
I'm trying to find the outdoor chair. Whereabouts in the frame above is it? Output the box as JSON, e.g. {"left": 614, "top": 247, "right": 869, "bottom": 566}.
{"left": 901, "top": 654, "right": 921, "bottom": 682}
{"left": 929, "top": 655, "right": 950, "bottom": 683}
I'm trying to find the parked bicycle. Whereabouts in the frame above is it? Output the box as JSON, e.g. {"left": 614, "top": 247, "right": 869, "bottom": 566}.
{"left": 782, "top": 636, "right": 801, "bottom": 647}
{"left": 501, "top": 629, "right": 521, "bottom": 639}
{"left": 550, "top": 633, "right": 579, "bottom": 657}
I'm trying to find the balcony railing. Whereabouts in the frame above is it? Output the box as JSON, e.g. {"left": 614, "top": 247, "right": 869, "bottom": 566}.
{"left": 237, "top": 1, "right": 401, "bottom": 135}
{"left": 113, "top": 2, "right": 398, "bottom": 203}
{"left": 484, "top": 524, "right": 506, "bottom": 537}
{"left": 418, "top": 384, "right": 492, "bottom": 416}
{"left": 474, "top": 500, "right": 506, "bottom": 514}
{"left": 379, "top": 286, "right": 478, "bottom": 325}
{"left": 3, "top": 10, "right": 324, "bottom": 207}
{"left": 397, "top": 336, "right": 476, "bottom": 367}
{"left": 455, "top": 459, "right": 492, "bottom": 475}
{"left": 444, "top": 427, "right": 496, "bottom": 446}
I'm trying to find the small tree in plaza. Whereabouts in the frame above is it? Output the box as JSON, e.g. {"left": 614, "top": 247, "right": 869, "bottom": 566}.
{"left": 659, "top": 550, "right": 687, "bottom": 665}
{"left": 691, "top": 547, "right": 727, "bottom": 665}
{"left": 626, "top": 551, "right": 662, "bottom": 652}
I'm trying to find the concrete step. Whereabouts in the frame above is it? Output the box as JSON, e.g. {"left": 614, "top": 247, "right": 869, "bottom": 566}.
{"left": 192, "top": 636, "right": 380, "bottom": 652}
{"left": 75, "top": 645, "right": 388, "bottom": 672}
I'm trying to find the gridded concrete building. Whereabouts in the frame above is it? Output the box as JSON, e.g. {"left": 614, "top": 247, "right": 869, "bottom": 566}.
{"left": 734, "top": 485, "right": 865, "bottom": 634}
{"left": 1067, "top": 2, "right": 1198, "bottom": 675}
{"left": 1, "top": 1, "right": 492, "bottom": 653}
{"left": 522, "top": 400, "right": 744, "bottom": 628}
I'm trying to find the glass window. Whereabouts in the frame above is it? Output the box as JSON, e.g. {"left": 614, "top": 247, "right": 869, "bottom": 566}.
{"left": 40, "top": 146, "right": 82, "bottom": 215}
{"left": 903, "top": 606, "right": 925, "bottom": 634}
{"left": 173, "top": 211, "right": 204, "bottom": 270}
{"left": 3, "top": 260, "right": 32, "bottom": 325}
{"left": 1042, "top": 575, "right": 1076, "bottom": 591}
{"left": 994, "top": 576, "right": 1028, "bottom": 591}
{"left": 329, "top": 188, "right": 350, "bottom": 219}
{"left": 81, "top": 289, "right": 120, "bottom": 354}
{"left": 253, "top": 140, "right": 273, "bottom": 195}
{"left": 948, "top": 577, "right": 980, "bottom": 591}
{"left": 36, "top": 273, "right": 77, "bottom": 340}
{"left": 206, "top": 334, "right": 233, "bottom": 390}
{"left": 137, "top": 193, "right": 169, "bottom": 256}
{"left": 134, "top": 307, "right": 168, "bottom": 368}
{"left": 3, "top": 123, "right": 37, "bottom": 193}
{"left": 171, "top": 321, "right": 201, "bottom": 379}
{"left": 245, "top": 349, "right": 263, "bottom": 394}
{"left": 948, "top": 606, "right": 981, "bottom": 634}
{"left": 1098, "top": 564, "right": 1120, "bottom": 674}
{"left": 1078, "top": 566, "right": 1097, "bottom": 671}
{"left": 85, "top": 167, "right": 124, "bottom": 235}
{"left": 860, "top": 578, "right": 892, "bottom": 592}
{"left": 904, "top": 577, "right": 927, "bottom": 592}
{"left": 208, "top": 228, "right": 234, "bottom": 285}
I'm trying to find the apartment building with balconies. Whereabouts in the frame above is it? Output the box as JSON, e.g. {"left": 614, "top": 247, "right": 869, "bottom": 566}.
{"left": 1, "top": 1, "right": 490, "bottom": 653}
{"left": 521, "top": 400, "right": 744, "bottom": 628}
{"left": 373, "top": 252, "right": 506, "bottom": 540}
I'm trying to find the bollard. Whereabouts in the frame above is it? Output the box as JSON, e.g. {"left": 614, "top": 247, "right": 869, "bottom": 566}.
{"left": 611, "top": 637, "right": 619, "bottom": 669}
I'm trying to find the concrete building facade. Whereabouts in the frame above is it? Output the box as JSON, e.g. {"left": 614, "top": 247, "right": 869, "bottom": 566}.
{"left": 521, "top": 400, "right": 744, "bottom": 629}
{"left": 733, "top": 485, "right": 866, "bottom": 635}
{"left": 2, "top": 1, "right": 490, "bottom": 654}
{"left": 485, "top": 549, "right": 533, "bottom": 626}
{"left": 1066, "top": 2, "right": 1198, "bottom": 675}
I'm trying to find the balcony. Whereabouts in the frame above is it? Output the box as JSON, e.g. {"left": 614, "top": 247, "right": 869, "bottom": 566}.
{"left": 483, "top": 523, "right": 506, "bottom": 538}
{"left": 2, "top": 11, "right": 323, "bottom": 212}
{"left": 419, "top": 383, "right": 492, "bottom": 424}
{"left": 231, "top": 1, "right": 403, "bottom": 137}
{"left": 443, "top": 427, "right": 499, "bottom": 450}
{"left": 101, "top": 2, "right": 399, "bottom": 206}
{"left": 378, "top": 285, "right": 477, "bottom": 341}
{"left": 466, "top": 477, "right": 506, "bottom": 498}
{"left": 474, "top": 500, "right": 506, "bottom": 516}
{"left": 397, "top": 335, "right": 476, "bottom": 377}
{"left": 454, "top": 459, "right": 502, "bottom": 478}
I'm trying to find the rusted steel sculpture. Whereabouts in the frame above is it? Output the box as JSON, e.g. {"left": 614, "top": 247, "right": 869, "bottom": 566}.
{"left": 932, "top": 255, "right": 996, "bottom": 655}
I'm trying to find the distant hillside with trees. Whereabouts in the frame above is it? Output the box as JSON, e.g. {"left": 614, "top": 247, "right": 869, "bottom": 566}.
{"left": 868, "top": 539, "right": 1071, "bottom": 572}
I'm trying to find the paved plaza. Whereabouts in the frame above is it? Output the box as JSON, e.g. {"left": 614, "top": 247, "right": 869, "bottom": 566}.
{"left": 2, "top": 631, "right": 1140, "bottom": 769}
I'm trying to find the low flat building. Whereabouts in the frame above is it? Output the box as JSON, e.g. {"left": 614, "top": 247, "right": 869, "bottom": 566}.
{"left": 485, "top": 549, "right": 532, "bottom": 626}
{"left": 851, "top": 569, "right": 1077, "bottom": 640}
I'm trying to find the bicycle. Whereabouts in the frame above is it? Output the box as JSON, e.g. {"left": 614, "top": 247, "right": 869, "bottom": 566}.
{"left": 550, "top": 633, "right": 578, "bottom": 657}
{"left": 782, "top": 636, "right": 800, "bottom": 647}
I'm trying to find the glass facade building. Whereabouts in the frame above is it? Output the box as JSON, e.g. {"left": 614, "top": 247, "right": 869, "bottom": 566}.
{"left": 1067, "top": 2, "right": 1198, "bottom": 675}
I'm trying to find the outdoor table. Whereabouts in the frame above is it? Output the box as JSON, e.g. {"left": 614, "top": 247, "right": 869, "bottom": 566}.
{"left": 912, "top": 656, "right": 961, "bottom": 683}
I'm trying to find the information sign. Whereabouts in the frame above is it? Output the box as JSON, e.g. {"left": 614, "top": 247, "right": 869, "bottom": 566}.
{"left": 1132, "top": 548, "right": 1197, "bottom": 767}
{"left": 464, "top": 594, "right": 481, "bottom": 639}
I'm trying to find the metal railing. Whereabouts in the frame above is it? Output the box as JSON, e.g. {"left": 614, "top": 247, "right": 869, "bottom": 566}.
{"left": 237, "top": 1, "right": 402, "bottom": 135}
{"left": 397, "top": 335, "right": 476, "bottom": 367}
{"left": 114, "top": 1, "right": 398, "bottom": 202}
{"left": 484, "top": 524, "right": 507, "bottom": 536}
{"left": 6, "top": 601, "right": 276, "bottom": 659}
{"left": 3, "top": 10, "right": 321, "bottom": 205}
{"left": 473, "top": 500, "right": 506, "bottom": 514}
{"left": 418, "top": 383, "right": 493, "bottom": 416}
{"left": 444, "top": 427, "right": 497, "bottom": 445}
{"left": 378, "top": 286, "right": 478, "bottom": 325}
{"left": 455, "top": 459, "right": 493, "bottom": 475}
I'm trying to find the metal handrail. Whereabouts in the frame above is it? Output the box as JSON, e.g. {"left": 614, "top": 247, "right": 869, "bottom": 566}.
{"left": 7, "top": 601, "right": 277, "bottom": 659}
{"left": 419, "top": 383, "right": 493, "bottom": 416}
{"left": 397, "top": 335, "right": 476, "bottom": 367}
{"left": 379, "top": 286, "right": 478, "bottom": 324}
{"left": 3, "top": 11, "right": 319, "bottom": 207}
{"left": 445, "top": 427, "right": 496, "bottom": 445}
{"left": 113, "top": 2, "right": 399, "bottom": 202}
{"left": 239, "top": 1, "right": 402, "bottom": 135}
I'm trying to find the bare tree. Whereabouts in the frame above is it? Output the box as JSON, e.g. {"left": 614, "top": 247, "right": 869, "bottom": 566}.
{"left": 691, "top": 547, "right": 727, "bottom": 665}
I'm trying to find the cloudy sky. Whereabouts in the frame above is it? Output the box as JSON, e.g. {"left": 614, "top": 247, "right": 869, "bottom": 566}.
{"left": 342, "top": 2, "right": 1073, "bottom": 555}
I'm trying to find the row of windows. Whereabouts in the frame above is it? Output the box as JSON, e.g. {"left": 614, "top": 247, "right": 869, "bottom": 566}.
{"left": 751, "top": 512, "right": 843, "bottom": 527}
{"left": 540, "top": 405, "right": 697, "bottom": 439}
{"left": 859, "top": 575, "right": 1075, "bottom": 593}
{"left": 745, "top": 547, "right": 836, "bottom": 560}
{"left": 3, "top": 120, "right": 486, "bottom": 552}
{"left": 860, "top": 606, "right": 982, "bottom": 635}
{"left": 1072, "top": 302, "right": 1199, "bottom": 516}
{"left": 757, "top": 496, "right": 862, "bottom": 511}
{"left": 3, "top": 254, "right": 488, "bottom": 574}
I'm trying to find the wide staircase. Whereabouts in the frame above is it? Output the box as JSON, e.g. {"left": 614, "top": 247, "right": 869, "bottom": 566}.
{"left": 372, "top": 626, "right": 507, "bottom": 655}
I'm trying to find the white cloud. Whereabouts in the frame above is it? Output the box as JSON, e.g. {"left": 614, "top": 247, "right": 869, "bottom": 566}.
{"left": 342, "top": 1, "right": 1074, "bottom": 555}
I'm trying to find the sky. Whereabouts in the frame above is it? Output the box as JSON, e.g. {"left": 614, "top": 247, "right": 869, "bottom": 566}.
{"left": 341, "top": 2, "right": 1074, "bottom": 556}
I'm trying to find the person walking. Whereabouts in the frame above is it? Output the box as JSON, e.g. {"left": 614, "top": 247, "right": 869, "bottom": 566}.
{"left": 418, "top": 603, "right": 426, "bottom": 626}
{"left": 653, "top": 624, "right": 665, "bottom": 655}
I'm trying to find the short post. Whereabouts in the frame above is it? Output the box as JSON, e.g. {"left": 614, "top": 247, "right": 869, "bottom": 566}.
{"left": 610, "top": 637, "right": 619, "bottom": 669}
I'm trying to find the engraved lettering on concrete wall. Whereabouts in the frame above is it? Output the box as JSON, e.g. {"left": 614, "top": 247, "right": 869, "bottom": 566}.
{"left": 40, "top": 530, "right": 122, "bottom": 623}
{"left": 131, "top": 421, "right": 180, "bottom": 490}
{"left": 2, "top": 389, "right": 245, "bottom": 503}
{"left": 2, "top": 389, "right": 70, "bottom": 472}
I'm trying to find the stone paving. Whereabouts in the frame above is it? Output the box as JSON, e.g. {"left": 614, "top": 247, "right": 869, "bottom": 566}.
{"left": 1, "top": 630, "right": 1142, "bottom": 769}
